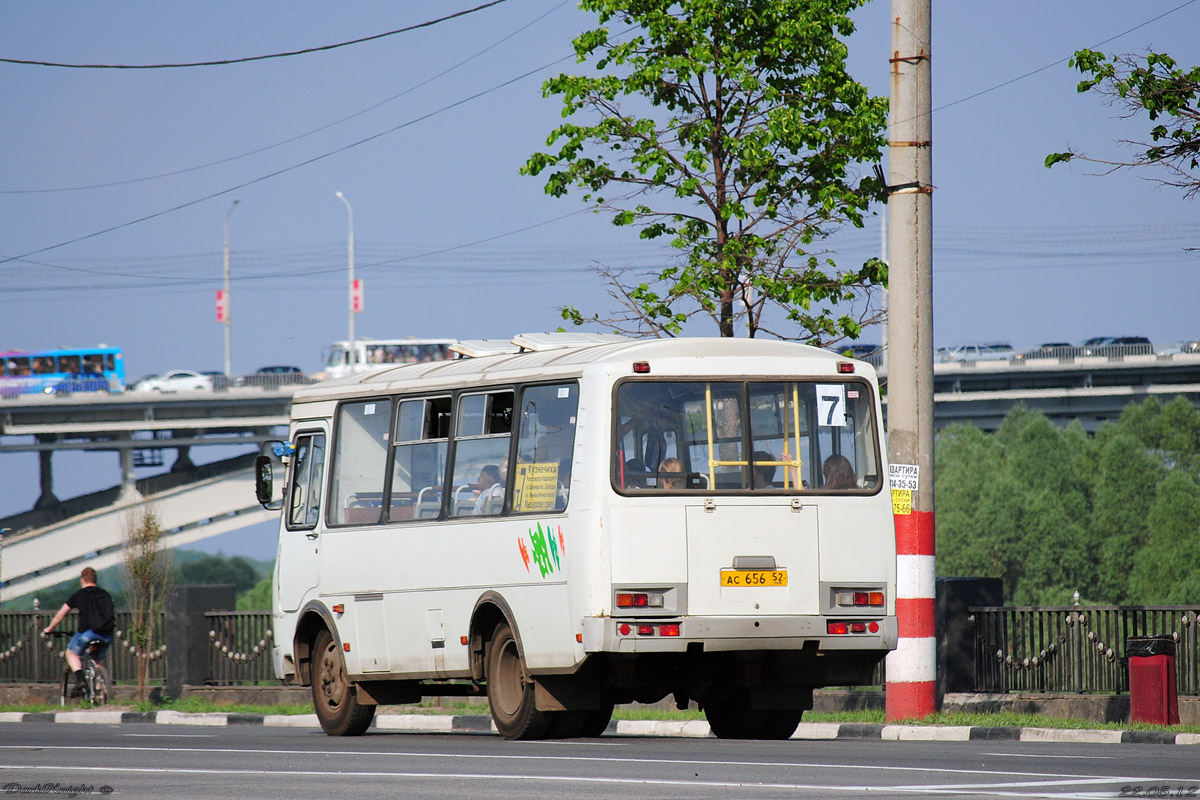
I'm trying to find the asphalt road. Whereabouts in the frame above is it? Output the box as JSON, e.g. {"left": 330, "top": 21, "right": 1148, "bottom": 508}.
{"left": 2, "top": 722, "right": 1199, "bottom": 799}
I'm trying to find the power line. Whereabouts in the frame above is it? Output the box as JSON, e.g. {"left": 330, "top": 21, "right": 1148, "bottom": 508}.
{"left": 0, "top": 1, "right": 506, "bottom": 70}
{"left": 0, "top": 51, "right": 579, "bottom": 268}
{"left": 930, "top": 0, "right": 1200, "bottom": 115}
{"left": 0, "top": 0, "right": 572, "bottom": 195}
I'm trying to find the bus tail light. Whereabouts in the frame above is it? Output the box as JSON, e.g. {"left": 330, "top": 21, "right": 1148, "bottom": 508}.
{"left": 618, "top": 622, "right": 681, "bottom": 637}
{"left": 835, "top": 591, "right": 885, "bottom": 607}
{"left": 632, "top": 361, "right": 651, "bottom": 374}
{"left": 616, "top": 592, "right": 664, "bottom": 608}
{"left": 837, "top": 362, "right": 855, "bottom": 374}
{"left": 828, "top": 621, "right": 880, "bottom": 635}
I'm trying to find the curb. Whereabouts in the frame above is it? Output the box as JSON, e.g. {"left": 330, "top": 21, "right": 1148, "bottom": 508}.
{"left": 4, "top": 711, "right": 1199, "bottom": 744}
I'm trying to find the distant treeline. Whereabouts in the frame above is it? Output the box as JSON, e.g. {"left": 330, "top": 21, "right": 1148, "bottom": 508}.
{"left": 936, "top": 396, "right": 1200, "bottom": 605}
{"left": 6, "top": 552, "right": 273, "bottom": 612}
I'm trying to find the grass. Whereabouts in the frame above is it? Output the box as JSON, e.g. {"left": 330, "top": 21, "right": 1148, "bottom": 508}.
{"left": 5, "top": 698, "right": 1197, "bottom": 733}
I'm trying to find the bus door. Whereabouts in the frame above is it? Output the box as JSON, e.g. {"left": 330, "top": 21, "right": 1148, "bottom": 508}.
{"left": 681, "top": 381, "right": 820, "bottom": 617}
{"left": 277, "top": 427, "right": 328, "bottom": 612}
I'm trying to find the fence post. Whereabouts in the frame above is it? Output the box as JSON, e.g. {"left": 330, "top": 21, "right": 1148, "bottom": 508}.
{"left": 937, "top": 577, "right": 1003, "bottom": 702}
{"left": 165, "top": 584, "right": 235, "bottom": 701}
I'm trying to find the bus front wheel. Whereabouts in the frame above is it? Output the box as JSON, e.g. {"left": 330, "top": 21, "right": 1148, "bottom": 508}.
{"left": 311, "top": 629, "right": 375, "bottom": 736}
{"left": 486, "top": 622, "right": 550, "bottom": 740}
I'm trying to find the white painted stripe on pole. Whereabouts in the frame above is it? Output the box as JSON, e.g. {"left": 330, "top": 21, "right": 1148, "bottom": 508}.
{"left": 886, "top": 635, "right": 937, "bottom": 681}
{"left": 896, "top": 554, "right": 935, "bottom": 599}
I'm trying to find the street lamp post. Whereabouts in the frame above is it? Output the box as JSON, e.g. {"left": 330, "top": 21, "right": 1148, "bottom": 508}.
{"left": 222, "top": 199, "right": 240, "bottom": 380}
{"left": 335, "top": 191, "right": 356, "bottom": 372}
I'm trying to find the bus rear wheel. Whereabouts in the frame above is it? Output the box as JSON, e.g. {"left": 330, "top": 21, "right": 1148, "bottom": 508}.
{"left": 486, "top": 622, "right": 550, "bottom": 740}
{"left": 311, "top": 629, "right": 375, "bottom": 736}
{"left": 705, "top": 692, "right": 802, "bottom": 740}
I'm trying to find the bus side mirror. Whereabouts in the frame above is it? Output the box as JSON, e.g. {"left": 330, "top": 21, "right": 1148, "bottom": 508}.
{"left": 255, "top": 440, "right": 289, "bottom": 510}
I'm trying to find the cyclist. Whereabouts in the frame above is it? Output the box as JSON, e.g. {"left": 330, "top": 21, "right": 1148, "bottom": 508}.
{"left": 43, "top": 567, "right": 115, "bottom": 697}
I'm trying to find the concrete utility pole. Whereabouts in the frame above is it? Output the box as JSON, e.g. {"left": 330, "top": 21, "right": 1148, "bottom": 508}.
{"left": 335, "top": 192, "right": 357, "bottom": 373}
{"left": 222, "top": 199, "right": 240, "bottom": 380}
{"left": 884, "top": 0, "right": 936, "bottom": 721}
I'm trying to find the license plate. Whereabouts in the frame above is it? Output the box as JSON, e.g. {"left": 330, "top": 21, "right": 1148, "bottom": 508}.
{"left": 720, "top": 569, "right": 787, "bottom": 587}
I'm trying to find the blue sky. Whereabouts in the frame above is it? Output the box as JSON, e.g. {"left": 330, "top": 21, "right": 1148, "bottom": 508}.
{"left": 2, "top": 0, "right": 1198, "bottom": 557}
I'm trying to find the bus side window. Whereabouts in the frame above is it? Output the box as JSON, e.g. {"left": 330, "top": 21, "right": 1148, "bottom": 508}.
{"left": 515, "top": 383, "right": 579, "bottom": 512}
{"left": 330, "top": 400, "right": 393, "bottom": 526}
{"left": 389, "top": 396, "right": 450, "bottom": 522}
{"left": 449, "top": 391, "right": 514, "bottom": 518}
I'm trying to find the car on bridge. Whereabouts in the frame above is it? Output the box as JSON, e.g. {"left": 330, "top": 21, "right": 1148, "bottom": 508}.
{"left": 129, "top": 370, "right": 213, "bottom": 393}
{"left": 938, "top": 342, "right": 1017, "bottom": 362}
{"left": 1080, "top": 336, "right": 1153, "bottom": 357}
{"left": 235, "top": 365, "right": 312, "bottom": 390}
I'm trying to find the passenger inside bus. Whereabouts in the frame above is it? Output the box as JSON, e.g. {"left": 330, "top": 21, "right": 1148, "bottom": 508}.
{"left": 822, "top": 454, "right": 857, "bottom": 490}
{"left": 752, "top": 450, "right": 776, "bottom": 489}
{"left": 474, "top": 464, "right": 505, "bottom": 515}
{"left": 657, "top": 457, "right": 684, "bottom": 490}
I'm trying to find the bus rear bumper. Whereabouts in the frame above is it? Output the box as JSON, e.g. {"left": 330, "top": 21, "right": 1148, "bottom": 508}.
{"left": 581, "top": 615, "right": 897, "bottom": 654}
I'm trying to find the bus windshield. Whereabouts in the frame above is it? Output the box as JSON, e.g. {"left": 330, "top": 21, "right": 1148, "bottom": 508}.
{"left": 613, "top": 379, "right": 881, "bottom": 493}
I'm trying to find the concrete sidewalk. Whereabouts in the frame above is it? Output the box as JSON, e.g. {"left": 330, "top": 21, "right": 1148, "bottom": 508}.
{"left": 3, "top": 709, "right": 1198, "bottom": 745}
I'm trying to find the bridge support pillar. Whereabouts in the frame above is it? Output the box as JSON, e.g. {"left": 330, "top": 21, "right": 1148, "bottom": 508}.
{"left": 118, "top": 437, "right": 142, "bottom": 502}
{"left": 171, "top": 445, "right": 196, "bottom": 473}
{"left": 33, "top": 442, "right": 59, "bottom": 509}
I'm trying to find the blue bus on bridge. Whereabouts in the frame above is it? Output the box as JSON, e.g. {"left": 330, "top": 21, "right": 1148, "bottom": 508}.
{"left": 0, "top": 345, "right": 125, "bottom": 397}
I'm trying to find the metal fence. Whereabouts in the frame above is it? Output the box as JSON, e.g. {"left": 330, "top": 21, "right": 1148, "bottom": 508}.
{"left": 0, "top": 609, "right": 275, "bottom": 686}
{"left": 0, "top": 610, "right": 167, "bottom": 686}
{"left": 972, "top": 605, "right": 1200, "bottom": 695}
{"left": 205, "top": 610, "right": 275, "bottom": 685}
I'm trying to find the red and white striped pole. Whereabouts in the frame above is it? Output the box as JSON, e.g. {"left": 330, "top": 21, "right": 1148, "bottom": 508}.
{"left": 887, "top": 505, "right": 936, "bottom": 719}
{"left": 884, "top": 0, "right": 936, "bottom": 721}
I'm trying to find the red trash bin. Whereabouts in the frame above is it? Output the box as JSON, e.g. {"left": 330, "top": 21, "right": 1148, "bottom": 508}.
{"left": 1127, "top": 636, "right": 1179, "bottom": 725}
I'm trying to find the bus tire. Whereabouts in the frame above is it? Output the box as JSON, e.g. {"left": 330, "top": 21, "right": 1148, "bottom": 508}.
{"left": 703, "top": 692, "right": 767, "bottom": 739}
{"left": 578, "top": 704, "right": 615, "bottom": 737}
{"left": 311, "top": 629, "right": 375, "bottom": 736}
{"left": 758, "top": 709, "right": 803, "bottom": 740}
{"left": 486, "top": 622, "right": 550, "bottom": 740}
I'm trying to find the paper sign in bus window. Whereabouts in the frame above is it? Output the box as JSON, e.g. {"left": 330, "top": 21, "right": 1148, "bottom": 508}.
{"left": 512, "top": 462, "right": 560, "bottom": 512}
{"left": 816, "top": 384, "right": 846, "bottom": 427}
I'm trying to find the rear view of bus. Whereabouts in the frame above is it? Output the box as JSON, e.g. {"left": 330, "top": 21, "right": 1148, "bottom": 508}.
{"left": 262, "top": 335, "right": 894, "bottom": 742}
{"left": 591, "top": 343, "right": 896, "bottom": 738}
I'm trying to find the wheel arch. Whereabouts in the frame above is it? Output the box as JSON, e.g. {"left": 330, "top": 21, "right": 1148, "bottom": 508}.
{"left": 293, "top": 601, "right": 340, "bottom": 686}
{"left": 468, "top": 591, "right": 523, "bottom": 683}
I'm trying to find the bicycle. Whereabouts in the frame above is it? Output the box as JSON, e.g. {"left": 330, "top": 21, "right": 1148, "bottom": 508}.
{"left": 47, "top": 631, "right": 110, "bottom": 706}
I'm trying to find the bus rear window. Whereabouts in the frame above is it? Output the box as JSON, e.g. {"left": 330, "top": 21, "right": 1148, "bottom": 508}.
{"left": 614, "top": 380, "right": 881, "bottom": 494}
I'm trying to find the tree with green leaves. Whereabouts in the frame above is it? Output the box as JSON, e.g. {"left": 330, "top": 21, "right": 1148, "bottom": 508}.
{"left": 122, "top": 506, "right": 171, "bottom": 702}
{"left": 1046, "top": 49, "right": 1200, "bottom": 199}
{"left": 523, "top": 0, "right": 888, "bottom": 341}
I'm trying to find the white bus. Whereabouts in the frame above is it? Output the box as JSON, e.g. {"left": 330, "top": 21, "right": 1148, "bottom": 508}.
{"left": 256, "top": 333, "right": 897, "bottom": 740}
{"left": 321, "top": 337, "right": 455, "bottom": 380}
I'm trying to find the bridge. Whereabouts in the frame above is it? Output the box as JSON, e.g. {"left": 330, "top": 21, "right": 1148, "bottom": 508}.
{"left": 0, "top": 388, "right": 292, "bottom": 599}
{"left": 2, "top": 350, "right": 1198, "bottom": 600}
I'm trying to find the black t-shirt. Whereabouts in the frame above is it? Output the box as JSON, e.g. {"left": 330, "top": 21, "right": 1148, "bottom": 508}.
{"left": 66, "top": 585, "right": 115, "bottom": 636}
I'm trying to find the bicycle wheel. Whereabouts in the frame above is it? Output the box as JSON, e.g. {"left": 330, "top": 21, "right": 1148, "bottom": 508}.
{"left": 89, "top": 663, "right": 110, "bottom": 706}
{"left": 60, "top": 668, "right": 71, "bottom": 707}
